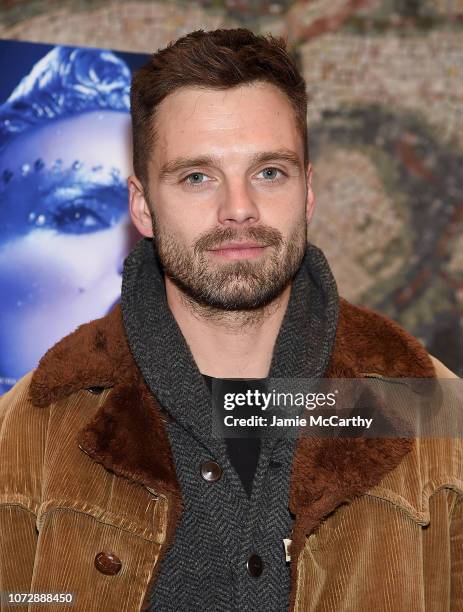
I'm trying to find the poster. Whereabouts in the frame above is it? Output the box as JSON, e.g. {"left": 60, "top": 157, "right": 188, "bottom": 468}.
{"left": 0, "top": 40, "right": 148, "bottom": 394}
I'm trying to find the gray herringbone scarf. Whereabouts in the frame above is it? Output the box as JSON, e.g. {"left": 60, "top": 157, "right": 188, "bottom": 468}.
{"left": 121, "top": 238, "right": 340, "bottom": 611}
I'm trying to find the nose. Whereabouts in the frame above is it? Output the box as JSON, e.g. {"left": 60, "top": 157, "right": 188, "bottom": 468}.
{"left": 217, "top": 177, "right": 260, "bottom": 225}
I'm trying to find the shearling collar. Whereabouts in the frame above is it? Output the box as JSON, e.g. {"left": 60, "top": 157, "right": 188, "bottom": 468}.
{"left": 29, "top": 292, "right": 436, "bottom": 612}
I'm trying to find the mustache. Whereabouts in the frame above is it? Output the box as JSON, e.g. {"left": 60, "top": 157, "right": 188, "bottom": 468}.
{"left": 194, "top": 225, "right": 283, "bottom": 254}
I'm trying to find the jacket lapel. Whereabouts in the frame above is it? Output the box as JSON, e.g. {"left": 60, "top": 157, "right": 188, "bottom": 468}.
{"left": 287, "top": 294, "right": 436, "bottom": 529}
{"left": 29, "top": 303, "right": 181, "bottom": 502}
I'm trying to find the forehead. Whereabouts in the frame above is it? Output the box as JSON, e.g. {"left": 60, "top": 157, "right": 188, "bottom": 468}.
{"left": 0, "top": 111, "right": 132, "bottom": 175}
{"left": 152, "top": 82, "right": 302, "bottom": 161}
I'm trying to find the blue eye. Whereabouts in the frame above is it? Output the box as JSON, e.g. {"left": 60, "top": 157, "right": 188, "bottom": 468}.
{"left": 53, "top": 202, "right": 109, "bottom": 233}
{"left": 27, "top": 196, "right": 118, "bottom": 235}
{"left": 260, "top": 168, "right": 284, "bottom": 181}
{"left": 0, "top": 165, "right": 128, "bottom": 240}
{"left": 184, "top": 172, "right": 207, "bottom": 186}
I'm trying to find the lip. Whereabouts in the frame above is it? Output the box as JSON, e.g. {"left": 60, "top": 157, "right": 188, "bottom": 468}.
{"left": 209, "top": 242, "right": 266, "bottom": 250}
{"left": 210, "top": 242, "right": 267, "bottom": 259}
{"left": 207, "top": 242, "right": 268, "bottom": 260}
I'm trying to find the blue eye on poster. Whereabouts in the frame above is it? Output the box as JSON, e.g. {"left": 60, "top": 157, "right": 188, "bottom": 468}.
{"left": 0, "top": 39, "right": 148, "bottom": 394}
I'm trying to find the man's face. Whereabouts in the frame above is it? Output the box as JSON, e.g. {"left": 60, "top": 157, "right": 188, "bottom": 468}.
{"left": 129, "top": 81, "right": 314, "bottom": 310}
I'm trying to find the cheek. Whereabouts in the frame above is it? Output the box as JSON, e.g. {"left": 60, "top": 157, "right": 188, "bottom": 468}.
{"left": 253, "top": 181, "right": 307, "bottom": 218}
{"left": 263, "top": 200, "right": 306, "bottom": 234}
{"left": 157, "top": 204, "right": 206, "bottom": 245}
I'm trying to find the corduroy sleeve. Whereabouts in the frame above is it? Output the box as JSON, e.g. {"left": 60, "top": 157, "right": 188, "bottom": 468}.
{"left": 451, "top": 494, "right": 463, "bottom": 609}
{"left": 0, "top": 372, "right": 43, "bottom": 611}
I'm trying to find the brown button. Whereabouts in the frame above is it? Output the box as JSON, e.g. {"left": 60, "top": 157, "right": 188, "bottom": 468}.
{"left": 247, "top": 553, "right": 263, "bottom": 577}
{"left": 200, "top": 460, "right": 222, "bottom": 482}
{"left": 94, "top": 551, "right": 122, "bottom": 575}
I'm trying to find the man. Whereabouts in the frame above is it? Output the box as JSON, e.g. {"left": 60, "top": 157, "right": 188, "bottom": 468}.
{"left": 0, "top": 27, "right": 461, "bottom": 612}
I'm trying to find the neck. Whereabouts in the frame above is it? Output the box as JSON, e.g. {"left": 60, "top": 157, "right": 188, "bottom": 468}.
{"left": 164, "top": 276, "right": 292, "bottom": 378}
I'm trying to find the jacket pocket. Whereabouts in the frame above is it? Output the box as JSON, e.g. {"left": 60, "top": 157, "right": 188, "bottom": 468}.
{"left": 36, "top": 493, "right": 166, "bottom": 543}
{"left": 30, "top": 498, "right": 168, "bottom": 612}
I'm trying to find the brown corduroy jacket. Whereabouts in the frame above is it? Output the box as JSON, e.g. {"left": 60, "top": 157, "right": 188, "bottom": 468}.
{"left": 0, "top": 298, "right": 462, "bottom": 612}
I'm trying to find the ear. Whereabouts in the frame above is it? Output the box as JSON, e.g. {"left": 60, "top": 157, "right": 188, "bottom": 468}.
{"left": 128, "top": 175, "right": 154, "bottom": 238}
{"left": 306, "top": 162, "right": 316, "bottom": 225}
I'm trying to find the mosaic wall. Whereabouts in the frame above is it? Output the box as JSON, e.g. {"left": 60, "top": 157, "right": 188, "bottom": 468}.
{"left": 1, "top": 0, "right": 462, "bottom": 374}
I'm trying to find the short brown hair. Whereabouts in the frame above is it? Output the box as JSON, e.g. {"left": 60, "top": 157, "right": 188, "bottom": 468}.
{"left": 130, "top": 28, "right": 308, "bottom": 191}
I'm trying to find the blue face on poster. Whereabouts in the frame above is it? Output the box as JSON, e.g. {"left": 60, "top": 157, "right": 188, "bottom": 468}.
{"left": 0, "top": 46, "right": 135, "bottom": 392}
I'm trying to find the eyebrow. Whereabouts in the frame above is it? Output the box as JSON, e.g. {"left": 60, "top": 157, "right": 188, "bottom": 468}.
{"left": 158, "top": 148, "right": 303, "bottom": 181}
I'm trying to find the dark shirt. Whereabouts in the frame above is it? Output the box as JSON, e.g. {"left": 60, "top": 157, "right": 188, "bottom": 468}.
{"left": 202, "top": 373, "right": 265, "bottom": 498}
